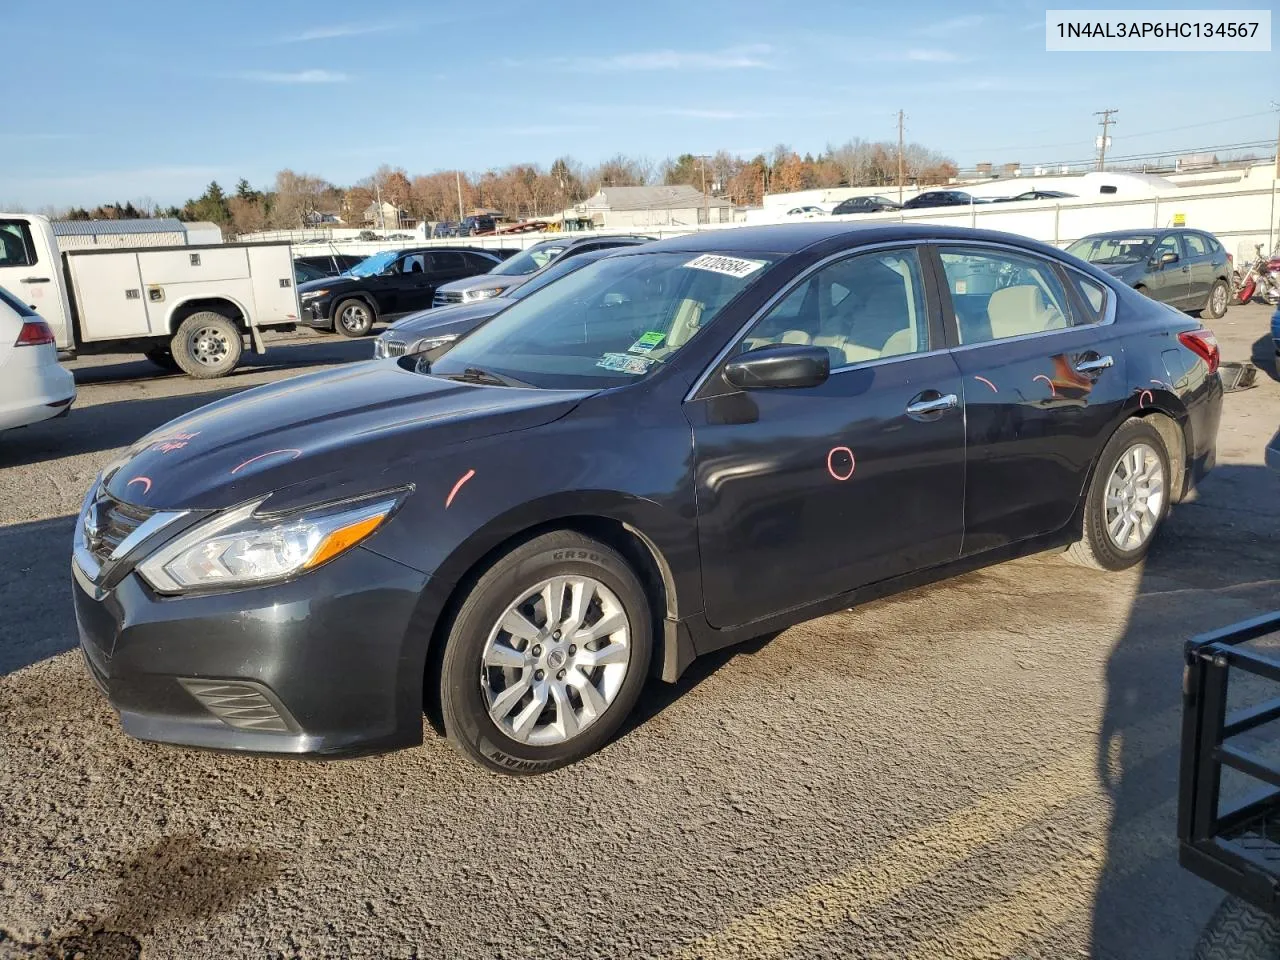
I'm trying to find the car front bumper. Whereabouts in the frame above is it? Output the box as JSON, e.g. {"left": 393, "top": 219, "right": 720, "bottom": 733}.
{"left": 300, "top": 299, "right": 334, "bottom": 330}
{"left": 73, "top": 546, "right": 434, "bottom": 756}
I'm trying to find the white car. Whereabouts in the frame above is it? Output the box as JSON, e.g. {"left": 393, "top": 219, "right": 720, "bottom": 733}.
{"left": 0, "top": 285, "right": 74, "bottom": 431}
{"left": 784, "top": 205, "right": 828, "bottom": 219}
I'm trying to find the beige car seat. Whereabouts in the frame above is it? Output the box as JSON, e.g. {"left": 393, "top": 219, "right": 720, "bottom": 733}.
{"left": 987, "top": 285, "right": 1068, "bottom": 339}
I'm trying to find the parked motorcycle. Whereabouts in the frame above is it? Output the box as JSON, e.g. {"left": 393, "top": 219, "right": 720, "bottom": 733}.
{"left": 1233, "top": 244, "right": 1280, "bottom": 305}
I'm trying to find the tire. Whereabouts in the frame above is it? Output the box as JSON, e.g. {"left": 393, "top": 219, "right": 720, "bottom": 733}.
{"left": 143, "top": 347, "right": 179, "bottom": 372}
{"left": 333, "top": 298, "right": 375, "bottom": 338}
{"left": 439, "top": 531, "right": 653, "bottom": 774}
{"left": 1194, "top": 896, "right": 1280, "bottom": 960}
{"left": 169, "top": 312, "right": 243, "bottom": 379}
{"left": 1064, "top": 417, "right": 1172, "bottom": 571}
{"left": 1204, "top": 279, "right": 1230, "bottom": 319}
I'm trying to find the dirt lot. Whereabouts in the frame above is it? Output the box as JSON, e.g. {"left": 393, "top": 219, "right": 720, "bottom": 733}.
{"left": 1, "top": 308, "right": 1278, "bottom": 959}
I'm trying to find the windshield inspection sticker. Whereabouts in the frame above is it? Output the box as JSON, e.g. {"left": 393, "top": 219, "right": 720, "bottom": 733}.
{"left": 683, "top": 254, "right": 767, "bottom": 279}
{"left": 628, "top": 331, "right": 666, "bottom": 354}
{"left": 597, "top": 352, "right": 654, "bottom": 375}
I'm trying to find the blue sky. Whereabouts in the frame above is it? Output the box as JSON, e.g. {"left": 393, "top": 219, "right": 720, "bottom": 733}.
{"left": 1, "top": 0, "right": 1275, "bottom": 208}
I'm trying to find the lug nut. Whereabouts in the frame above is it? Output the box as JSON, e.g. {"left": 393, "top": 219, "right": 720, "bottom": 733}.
{"left": 531, "top": 645, "right": 542, "bottom": 657}
{"left": 568, "top": 645, "right": 576, "bottom": 655}
{"left": 534, "top": 669, "right": 545, "bottom": 681}
{"left": 556, "top": 669, "right": 566, "bottom": 680}
{"left": 553, "top": 630, "right": 562, "bottom": 640}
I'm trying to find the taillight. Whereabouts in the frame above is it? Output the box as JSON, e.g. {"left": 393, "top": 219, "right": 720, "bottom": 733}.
{"left": 1178, "top": 328, "right": 1220, "bottom": 375}
{"left": 14, "top": 319, "right": 55, "bottom": 347}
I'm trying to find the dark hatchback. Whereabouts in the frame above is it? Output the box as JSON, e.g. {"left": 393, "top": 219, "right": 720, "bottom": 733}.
{"left": 902, "top": 190, "right": 983, "bottom": 209}
{"left": 832, "top": 195, "right": 902, "bottom": 214}
{"left": 73, "top": 223, "right": 1223, "bottom": 774}
{"left": 1066, "top": 229, "right": 1232, "bottom": 319}
{"left": 297, "top": 247, "right": 502, "bottom": 337}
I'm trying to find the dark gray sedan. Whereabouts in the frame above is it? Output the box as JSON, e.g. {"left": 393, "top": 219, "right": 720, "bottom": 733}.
{"left": 373, "top": 247, "right": 621, "bottom": 359}
{"left": 1066, "top": 229, "right": 1232, "bottom": 319}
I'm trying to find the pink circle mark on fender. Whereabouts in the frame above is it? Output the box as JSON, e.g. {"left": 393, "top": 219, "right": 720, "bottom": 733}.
{"left": 1032, "top": 374, "right": 1057, "bottom": 397}
{"left": 445, "top": 468, "right": 476, "bottom": 508}
{"left": 230, "top": 449, "right": 303, "bottom": 475}
{"left": 1138, "top": 389, "right": 1153, "bottom": 408}
{"left": 126, "top": 476, "right": 153, "bottom": 495}
{"left": 827, "top": 447, "right": 855, "bottom": 482}
{"left": 974, "top": 375, "right": 998, "bottom": 393}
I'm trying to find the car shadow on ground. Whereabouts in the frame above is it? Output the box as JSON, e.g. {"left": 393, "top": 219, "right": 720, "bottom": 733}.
{"left": 1251, "top": 334, "right": 1278, "bottom": 383}
{"left": 1091, "top": 464, "right": 1280, "bottom": 957}
{"left": 0, "top": 514, "right": 77, "bottom": 676}
{"left": 0, "top": 389, "right": 244, "bottom": 469}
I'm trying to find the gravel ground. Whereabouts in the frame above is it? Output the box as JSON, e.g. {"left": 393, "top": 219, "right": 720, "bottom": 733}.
{"left": 1, "top": 308, "right": 1278, "bottom": 960}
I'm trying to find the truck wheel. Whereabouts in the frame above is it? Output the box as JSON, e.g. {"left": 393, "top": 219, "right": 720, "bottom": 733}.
{"left": 333, "top": 299, "right": 374, "bottom": 338}
{"left": 143, "top": 347, "right": 179, "bottom": 372}
{"left": 170, "top": 312, "right": 243, "bottom": 379}
{"left": 1194, "top": 896, "right": 1280, "bottom": 960}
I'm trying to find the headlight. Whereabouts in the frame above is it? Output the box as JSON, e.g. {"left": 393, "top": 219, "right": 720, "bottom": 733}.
{"left": 300, "top": 289, "right": 330, "bottom": 301}
{"left": 406, "top": 333, "right": 459, "bottom": 355}
{"left": 137, "top": 492, "right": 405, "bottom": 594}
{"left": 463, "top": 286, "right": 507, "bottom": 301}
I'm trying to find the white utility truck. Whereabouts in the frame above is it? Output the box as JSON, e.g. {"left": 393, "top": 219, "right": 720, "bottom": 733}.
{"left": 0, "top": 214, "right": 300, "bottom": 378}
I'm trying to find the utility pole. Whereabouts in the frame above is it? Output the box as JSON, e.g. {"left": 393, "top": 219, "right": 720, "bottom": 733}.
{"left": 1094, "top": 108, "right": 1118, "bottom": 171}
{"left": 897, "top": 109, "right": 905, "bottom": 204}
{"left": 455, "top": 170, "right": 465, "bottom": 224}
{"left": 1272, "top": 101, "right": 1279, "bottom": 181}
{"left": 375, "top": 182, "right": 383, "bottom": 231}
{"left": 696, "top": 154, "right": 712, "bottom": 223}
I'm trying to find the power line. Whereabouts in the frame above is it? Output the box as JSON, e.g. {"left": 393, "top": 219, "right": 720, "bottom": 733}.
{"left": 1017, "top": 138, "right": 1274, "bottom": 172}
{"left": 1094, "top": 108, "right": 1118, "bottom": 171}
{"left": 975, "top": 109, "right": 1280, "bottom": 157}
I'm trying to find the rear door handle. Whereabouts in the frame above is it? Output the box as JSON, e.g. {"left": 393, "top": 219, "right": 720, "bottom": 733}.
{"left": 1075, "top": 355, "right": 1114, "bottom": 374}
{"left": 21, "top": 276, "right": 50, "bottom": 284}
{"left": 906, "top": 392, "right": 959, "bottom": 418}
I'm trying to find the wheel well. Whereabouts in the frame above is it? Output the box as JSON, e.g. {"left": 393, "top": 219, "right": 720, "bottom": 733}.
{"left": 1132, "top": 409, "right": 1188, "bottom": 500}
{"left": 169, "top": 298, "right": 247, "bottom": 334}
{"left": 420, "top": 516, "right": 676, "bottom": 734}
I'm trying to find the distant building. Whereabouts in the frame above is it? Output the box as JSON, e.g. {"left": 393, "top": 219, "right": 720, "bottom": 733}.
{"left": 304, "top": 210, "right": 343, "bottom": 225}
{"left": 52, "top": 218, "right": 222, "bottom": 250}
{"left": 362, "top": 201, "right": 408, "bottom": 229}
{"left": 1176, "top": 153, "right": 1220, "bottom": 173}
{"left": 575, "top": 185, "right": 733, "bottom": 229}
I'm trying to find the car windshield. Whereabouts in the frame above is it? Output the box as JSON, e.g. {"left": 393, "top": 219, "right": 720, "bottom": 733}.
{"left": 1067, "top": 235, "right": 1155, "bottom": 265}
{"left": 428, "top": 250, "right": 777, "bottom": 389}
{"left": 347, "top": 251, "right": 400, "bottom": 277}
{"left": 507, "top": 253, "right": 599, "bottom": 301}
{"left": 489, "top": 242, "right": 567, "bottom": 277}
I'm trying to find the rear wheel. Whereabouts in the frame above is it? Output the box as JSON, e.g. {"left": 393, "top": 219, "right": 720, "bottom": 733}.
{"left": 333, "top": 298, "right": 374, "bottom": 338}
{"left": 1193, "top": 896, "right": 1280, "bottom": 960}
{"left": 439, "top": 531, "right": 652, "bottom": 774}
{"left": 1205, "top": 279, "right": 1230, "bottom": 319}
{"left": 1064, "top": 418, "right": 1171, "bottom": 571}
{"left": 170, "top": 312, "right": 242, "bottom": 379}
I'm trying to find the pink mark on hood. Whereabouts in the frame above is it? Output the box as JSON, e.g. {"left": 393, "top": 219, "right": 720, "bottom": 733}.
{"left": 126, "top": 476, "right": 152, "bottom": 495}
{"left": 230, "top": 449, "right": 303, "bottom": 475}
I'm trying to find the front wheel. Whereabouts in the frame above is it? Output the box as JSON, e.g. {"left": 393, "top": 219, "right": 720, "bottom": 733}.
{"left": 439, "top": 531, "right": 652, "bottom": 774}
{"left": 1194, "top": 896, "right": 1280, "bottom": 960}
{"left": 1064, "top": 418, "right": 1171, "bottom": 571}
{"left": 333, "top": 298, "right": 375, "bottom": 338}
{"left": 1204, "top": 279, "right": 1230, "bottom": 319}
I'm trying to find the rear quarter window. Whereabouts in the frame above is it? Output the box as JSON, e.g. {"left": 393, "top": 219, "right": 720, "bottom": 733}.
{"left": 1067, "top": 271, "right": 1108, "bottom": 323}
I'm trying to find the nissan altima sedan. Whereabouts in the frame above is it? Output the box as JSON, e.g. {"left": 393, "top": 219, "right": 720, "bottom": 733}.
{"left": 73, "top": 223, "right": 1223, "bottom": 773}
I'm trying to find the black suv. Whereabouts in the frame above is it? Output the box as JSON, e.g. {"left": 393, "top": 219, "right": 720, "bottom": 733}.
{"left": 297, "top": 247, "right": 503, "bottom": 337}
{"left": 902, "top": 190, "right": 982, "bottom": 209}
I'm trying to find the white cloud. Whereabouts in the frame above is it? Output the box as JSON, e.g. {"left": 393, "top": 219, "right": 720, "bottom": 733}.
{"left": 882, "top": 48, "right": 965, "bottom": 62}
{"left": 274, "top": 23, "right": 393, "bottom": 43}
{"left": 917, "top": 14, "right": 986, "bottom": 35}
{"left": 233, "top": 69, "right": 349, "bottom": 84}
{"left": 518, "top": 44, "right": 774, "bottom": 72}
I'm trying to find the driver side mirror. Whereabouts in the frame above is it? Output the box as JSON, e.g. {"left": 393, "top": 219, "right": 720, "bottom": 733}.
{"left": 724, "top": 345, "right": 830, "bottom": 390}
{"left": 1157, "top": 251, "right": 1179, "bottom": 267}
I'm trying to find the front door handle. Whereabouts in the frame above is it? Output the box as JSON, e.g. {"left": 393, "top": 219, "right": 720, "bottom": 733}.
{"left": 21, "top": 276, "right": 50, "bottom": 284}
{"left": 1074, "top": 355, "right": 1114, "bottom": 374}
{"left": 906, "top": 392, "right": 959, "bottom": 418}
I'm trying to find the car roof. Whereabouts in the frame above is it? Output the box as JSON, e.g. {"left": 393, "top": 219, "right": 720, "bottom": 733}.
{"left": 639, "top": 221, "right": 1072, "bottom": 257}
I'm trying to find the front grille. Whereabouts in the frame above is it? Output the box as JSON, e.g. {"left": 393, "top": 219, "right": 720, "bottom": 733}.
{"left": 433, "top": 290, "right": 464, "bottom": 307}
{"left": 90, "top": 496, "right": 154, "bottom": 566}
{"left": 179, "top": 679, "right": 295, "bottom": 733}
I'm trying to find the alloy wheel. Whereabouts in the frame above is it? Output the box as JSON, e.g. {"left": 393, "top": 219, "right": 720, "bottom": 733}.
{"left": 480, "top": 575, "right": 631, "bottom": 746}
{"left": 340, "top": 304, "right": 370, "bottom": 333}
{"left": 1211, "top": 282, "right": 1227, "bottom": 316}
{"left": 1104, "top": 442, "right": 1165, "bottom": 551}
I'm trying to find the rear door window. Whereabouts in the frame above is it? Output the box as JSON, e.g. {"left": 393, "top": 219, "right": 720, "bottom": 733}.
{"left": 428, "top": 252, "right": 466, "bottom": 275}
{"left": 1183, "top": 233, "right": 1208, "bottom": 258}
{"left": 0, "top": 220, "right": 37, "bottom": 267}
{"left": 938, "top": 247, "right": 1076, "bottom": 344}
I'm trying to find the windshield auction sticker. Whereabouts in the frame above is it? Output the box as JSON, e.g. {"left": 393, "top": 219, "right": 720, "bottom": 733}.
{"left": 597, "top": 352, "right": 654, "bottom": 375}
{"left": 1046, "top": 9, "right": 1271, "bottom": 50}
{"left": 683, "top": 254, "right": 767, "bottom": 279}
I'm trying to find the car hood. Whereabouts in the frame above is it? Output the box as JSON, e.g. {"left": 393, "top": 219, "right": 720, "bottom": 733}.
{"left": 435, "top": 272, "right": 532, "bottom": 296}
{"left": 105, "top": 363, "right": 592, "bottom": 511}
{"left": 297, "top": 275, "right": 361, "bottom": 295}
{"left": 383, "top": 301, "right": 507, "bottom": 339}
